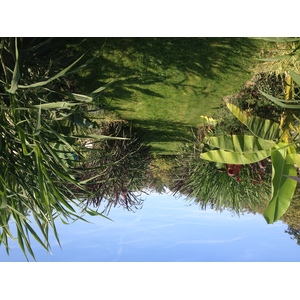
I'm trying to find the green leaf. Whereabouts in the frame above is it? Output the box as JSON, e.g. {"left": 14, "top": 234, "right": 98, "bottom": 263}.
{"left": 23, "top": 220, "right": 50, "bottom": 252}
{"left": 246, "top": 115, "right": 281, "bottom": 140}
{"left": 16, "top": 227, "right": 29, "bottom": 261}
{"left": 34, "top": 103, "right": 42, "bottom": 135}
{"left": 71, "top": 133, "right": 128, "bottom": 140}
{"left": 289, "top": 70, "right": 300, "bottom": 87}
{"left": 32, "top": 213, "right": 50, "bottom": 248}
{"left": 263, "top": 144, "right": 298, "bottom": 224}
{"left": 18, "top": 54, "right": 84, "bottom": 89}
{"left": 0, "top": 195, "right": 7, "bottom": 209}
{"left": 257, "top": 54, "right": 292, "bottom": 62}
{"left": 288, "top": 153, "right": 300, "bottom": 167}
{"left": 91, "top": 86, "right": 107, "bottom": 94}
{"left": 79, "top": 174, "right": 102, "bottom": 185}
{"left": 200, "top": 148, "right": 272, "bottom": 164}
{"left": 91, "top": 78, "right": 119, "bottom": 95}
{"left": 44, "top": 88, "right": 93, "bottom": 103}
{"left": 32, "top": 101, "right": 84, "bottom": 110}
{"left": 85, "top": 208, "right": 113, "bottom": 221}
{"left": 207, "top": 135, "right": 276, "bottom": 153}
{"left": 7, "top": 38, "right": 20, "bottom": 94}
{"left": 17, "top": 126, "right": 30, "bottom": 155}
{"left": 226, "top": 102, "right": 281, "bottom": 140}
{"left": 260, "top": 90, "right": 300, "bottom": 109}
{"left": 226, "top": 102, "right": 248, "bottom": 125}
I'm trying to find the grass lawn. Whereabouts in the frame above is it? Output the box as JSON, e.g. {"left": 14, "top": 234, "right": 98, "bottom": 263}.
{"left": 74, "top": 38, "right": 266, "bottom": 154}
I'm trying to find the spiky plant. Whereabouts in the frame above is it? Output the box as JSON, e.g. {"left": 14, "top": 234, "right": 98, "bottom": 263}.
{"left": 78, "top": 121, "right": 152, "bottom": 215}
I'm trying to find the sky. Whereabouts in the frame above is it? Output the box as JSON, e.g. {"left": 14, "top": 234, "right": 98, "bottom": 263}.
{"left": 1, "top": 191, "right": 300, "bottom": 262}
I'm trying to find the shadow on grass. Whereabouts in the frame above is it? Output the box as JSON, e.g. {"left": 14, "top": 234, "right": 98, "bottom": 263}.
{"left": 128, "top": 118, "right": 195, "bottom": 146}
{"left": 67, "top": 37, "right": 261, "bottom": 98}
{"left": 47, "top": 37, "right": 262, "bottom": 154}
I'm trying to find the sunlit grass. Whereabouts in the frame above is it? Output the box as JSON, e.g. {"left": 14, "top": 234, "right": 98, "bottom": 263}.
{"left": 75, "top": 37, "right": 266, "bottom": 154}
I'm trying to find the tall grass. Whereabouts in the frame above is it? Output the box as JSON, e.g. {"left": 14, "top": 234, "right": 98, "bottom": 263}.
{"left": 77, "top": 121, "right": 152, "bottom": 215}
{"left": 0, "top": 38, "right": 114, "bottom": 260}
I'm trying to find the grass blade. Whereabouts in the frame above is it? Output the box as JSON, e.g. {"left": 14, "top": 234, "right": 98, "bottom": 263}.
{"left": 7, "top": 38, "right": 20, "bottom": 94}
{"left": 18, "top": 54, "right": 84, "bottom": 89}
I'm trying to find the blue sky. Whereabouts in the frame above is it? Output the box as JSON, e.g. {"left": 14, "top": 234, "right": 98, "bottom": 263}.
{"left": 1, "top": 191, "right": 300, "bottom": 262}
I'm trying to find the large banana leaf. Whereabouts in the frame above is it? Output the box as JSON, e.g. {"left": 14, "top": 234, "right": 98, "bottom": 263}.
{"left": 246, "top": 115, "right": 281, "bottom": 140}
{"left": 263, "top": 144, "right": 298, "bottom": 224}
{"left": 226, "top": 102, "right": 281, "bottom": 140}
{"left": 207, "top": 134, "right": 276, "bottom": 153}
{"left": 226, "top": 102, "right": 248, "bottom": 125}
{"left": 200, "top": 148, "right": 272, "bottom": 164}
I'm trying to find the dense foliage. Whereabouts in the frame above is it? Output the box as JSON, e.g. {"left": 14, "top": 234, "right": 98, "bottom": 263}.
{"left": 169, "top": 125, "right": 271, "bottom": 214}
{"left": 2, "top": 37, "right": 300, "bottom": 260}
{"left": 77, "top": 121, "right": 151, "bottom": 214}
{"left": 0, "top": 38, "right": 117, "bottom": 259}
{"left": 200, "top": 38, "right": 300, "bottom": 224}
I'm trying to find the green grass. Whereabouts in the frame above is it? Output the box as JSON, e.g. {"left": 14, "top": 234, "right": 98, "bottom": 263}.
{"left": 72, "top": 37, "right": 266, "bottom": 154}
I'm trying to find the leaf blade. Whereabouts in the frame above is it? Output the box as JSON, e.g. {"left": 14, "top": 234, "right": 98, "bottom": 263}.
{"left": 7, "top": 38, "right": 20, "bottom": 94}
{"left": 263, "top": 144, "right": 298, "bottom": 224}
{"left": 200, "top": 148, "right": 272, "bottom": 164}
{"left": 207, "top": 134, "right": 276, "bottom": 153}
{"left": 18, "top": 54, "right": 84, "bottom": 89}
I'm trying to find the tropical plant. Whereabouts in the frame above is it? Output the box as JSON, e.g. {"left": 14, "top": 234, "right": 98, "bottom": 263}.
{"left": 169, "top": 123, "right": 270, "bottom": 214}
{"left": 0, "top": 37, "right": 115, "bottom": 260}
{"left": 200, "top": 38, "right": 300, "bottom": 224}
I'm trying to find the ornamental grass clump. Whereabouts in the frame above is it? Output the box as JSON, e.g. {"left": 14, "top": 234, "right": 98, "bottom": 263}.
{"left": 78, "top": 121, "right": 152, "bottom": 215}
{"left": 0, "top": 37, "right": 114, "bottom": 260}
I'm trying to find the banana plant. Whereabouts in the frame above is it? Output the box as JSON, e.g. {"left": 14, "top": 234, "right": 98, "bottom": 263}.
{"left": 200, "top": 37, "right": 300, "bottom": 224}
{"left": 200, "top": 96, "right": 300, "bottom": 224}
